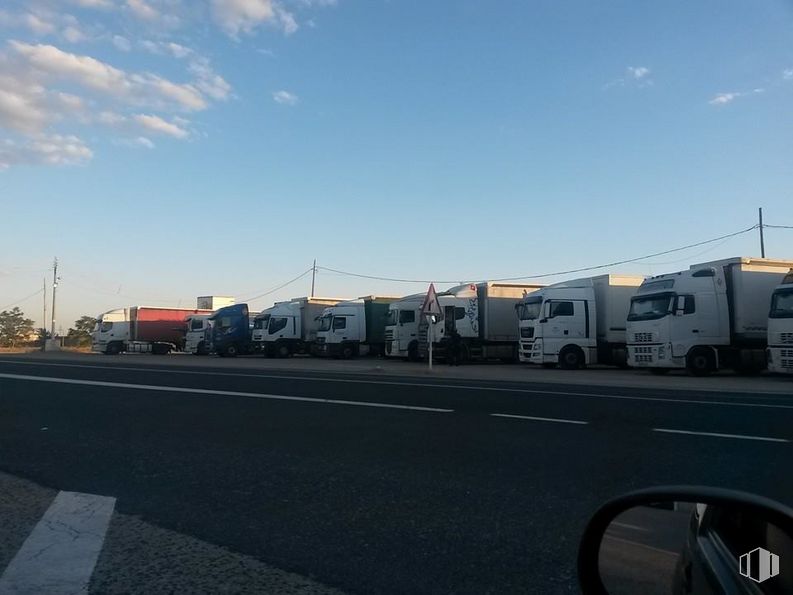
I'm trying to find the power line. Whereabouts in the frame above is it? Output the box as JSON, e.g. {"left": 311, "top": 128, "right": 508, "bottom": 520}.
{"left": 0, "top": 288, "right": 44, "bottom": 311}
{"left": 319, "top": 224, "right": 759, "bottom": 284}
{"left": 241, "top": 268, "right": 314, "bottom": 302}
{"left": 764, "top": 224, "right": 793, "bottom": 229}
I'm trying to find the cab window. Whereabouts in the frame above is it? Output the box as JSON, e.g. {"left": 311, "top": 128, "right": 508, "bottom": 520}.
{"left": 332, "top": 317, "right": 347, "bottom": 330}
{"left": 549, "top": 301, "right": 574, "bottom": 317}
{"left": 399, "top": 310, "right": 415, "bottom": 324}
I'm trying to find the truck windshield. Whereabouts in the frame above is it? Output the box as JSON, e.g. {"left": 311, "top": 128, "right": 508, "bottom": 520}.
{"left": 190, "top": 319, "right": 204, "bottom": 331}
{"left": 385, "top": 310, "right": 397, "bottom": 326}
{"left": 318, "top": 315, "right": 332, "bottom": 332}
{"left": 268, "top": 317, "right": 288, "bottom": 334}
{"left": 628, "top": 294, "right": 674, "bottom": 321}
{"left": 516, "top": 298, "right": 542, "bottom": 320}
{"left": 253, "top": 315, "right": 270, "bottom": 329}
{"left": 100, "top": 321, "right": 113, "bottom": 332}
{"left": 769, "top": 288, "right": 793, "bottom": 318}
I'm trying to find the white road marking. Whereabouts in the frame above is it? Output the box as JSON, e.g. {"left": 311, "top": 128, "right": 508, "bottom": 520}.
{"left": 602, "top": 534, "right": 678, "bottom": 558}
{"left": 0, "top": 373, "right": 454, "bottom": 413}
{"left": 0, "top": 491, "right": 115, "bottom": 595}
{"left": 611, "top": 522, "right": 648, "bottom": 532}
{"left": 652, "top": 428, "right": 790, "bottom": 443}
{"left": 0, "top": 359, "right": 790, "bottom": 410}
{"left": 490, "top": 413, "right": 588, "bottom": 425}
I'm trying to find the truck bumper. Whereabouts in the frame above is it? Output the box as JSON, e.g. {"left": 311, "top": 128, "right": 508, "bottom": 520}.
{"left": 518, "top": 340, "right": 534, "bottom": 362}
{"left": 91, "top": 342, "right": 107, "bottom": 353}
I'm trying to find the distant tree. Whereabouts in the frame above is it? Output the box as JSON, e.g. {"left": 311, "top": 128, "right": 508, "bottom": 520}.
{"left": 0, "top": 308, "right": 35, "bottom": 347}
{"left": 65, "top": 315, "right": 96, "bottom": 347}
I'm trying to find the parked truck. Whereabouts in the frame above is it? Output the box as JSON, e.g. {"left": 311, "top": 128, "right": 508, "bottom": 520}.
{"left": 210, "top": 303, "right": 256, "bottom": 357}
{"left": 516, "top": 274, "right": 644, "bottom": 369}
{"left": 315, "top": 296, "right": 398, "bottom": 358}
{"left": 184, "top": 313, "right": 213, "bottom": 355}
{"left": 626, "top": 257, "right": 793, "bottom": 375}
{"left": 767, "top": 268, "right": 793, "bottom": 375}
{"left": 384, "top": 293, "right": 425, "bottom": 361}
{"left": 419, "top": 282, "right": 544, "bottom": 362}
{"left": 260, "top": 297, "right": 344, "bottom": 357}
{"left": 92, "top": 305, "right": 212, "bottom": 354}
{"left": 250, "top": 305, "right": 277, "bottom": 354}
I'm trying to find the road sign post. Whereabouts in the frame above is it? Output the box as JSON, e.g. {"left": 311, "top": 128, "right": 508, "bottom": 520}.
{"left": 421, "top": 283, "right": 442, "bottom": 372}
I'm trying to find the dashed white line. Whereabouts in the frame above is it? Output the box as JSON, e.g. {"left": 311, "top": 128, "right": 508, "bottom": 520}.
{"left": 0, "top": 373, "right": 454, "bottom": 413}
{"left": 652, "top": 428, "right": 790, "bottom": 443}
{"left": 490, "top": 413, "right": 588, "bottom": 425}
{"left": 0, "top": 491, "right": 115, "bottom": 595}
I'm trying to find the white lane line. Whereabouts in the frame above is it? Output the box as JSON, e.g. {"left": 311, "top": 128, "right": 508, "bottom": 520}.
{"left": 490, "top": 413, "right": 588, "bottom": 425}
{"left": 0, "top": 360, "right": 791, "bottom": 409}
{"left": 0, "top": 373, "right": 453, "bottom": 413}
{"left": 611, "top": 522, "right": 648, "bottom": 532}
{"left": 653, "top": 428, "right": 790, "bottom": 443}
{"left": 0, "top": 491, "right": 115, "bottom": 595}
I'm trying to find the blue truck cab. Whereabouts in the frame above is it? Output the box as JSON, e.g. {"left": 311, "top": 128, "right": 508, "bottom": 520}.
{"left": 210, "top": 304, "right": 253, "bottom": 357}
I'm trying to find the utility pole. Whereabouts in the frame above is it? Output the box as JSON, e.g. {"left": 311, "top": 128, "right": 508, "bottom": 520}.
{"left": 758, "top": 207, "right": 766, "bottom": 258}
{"left": 50, "top": 257, "right": 59, "bottom": 338}
{"left": 310, "top": 259, "right": 317, "bottom": 297}
{"left": 42, "top": 278, "right": 47, "bottom": 352}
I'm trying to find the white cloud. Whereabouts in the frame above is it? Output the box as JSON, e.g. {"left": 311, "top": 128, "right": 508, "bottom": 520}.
{"left": 133, "top": 113, "right": 189, "bottom": 137}
{"left": 70, "top": 0, "right": 114, "bottom": 8}
{"left": 783, "top": 68, "right": 793, "bottom": 81}
{"left": 211, "top": 0, "right": 297, "bottom": 36}
{"left": 0, "top": 134, "right": 92, "bottom": 169}
{"left": 126, "top": 0, "right": 159, "bottom": 21}
{"left": 272, "top": 89, "right": 297, "bottom": 105}
{"left": 709, "top": 92, "right": 739, "bottom": 105}
{"left": 0, "top": 85, "right": 50, "bottom": 134}
{"left": 189, "top": 57, "right": 231, "bottom": 100}
{"left": 116, "top": 135, "right": 155, "bottom": 148}
{"left": 627, "top": 66, "right": 650, "bottom": 80}
{"left": 62, "top": 25, "right": 88, "bottom": 43}
{"left": 112, "top": 34, "right": 131, "bottom": 51}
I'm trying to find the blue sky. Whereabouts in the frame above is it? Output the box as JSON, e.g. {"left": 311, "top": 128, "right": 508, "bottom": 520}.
{"left": 1, "top": 0, "right": 792, "bottom": 329}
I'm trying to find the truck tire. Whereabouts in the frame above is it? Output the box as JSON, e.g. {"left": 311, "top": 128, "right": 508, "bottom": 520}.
{"left": 105, "top": 342, "right": 122, "bottom": 355}
{"left": 687, "top": 348, "right": 716, "bottom": 376}
{"left": 340, "top": 344, "right": 355, "bottom": 359}
{"left": 407, "top": 342, "right": 420, "bottom": 362}
{"left": 559, "top": 346, "right": 584, "bottom": 370}
{"left": 224, "top": 343, "right": 239, "bottom": 358}
{"left": 276, "top": 343, "right": 291, "bottom": 358}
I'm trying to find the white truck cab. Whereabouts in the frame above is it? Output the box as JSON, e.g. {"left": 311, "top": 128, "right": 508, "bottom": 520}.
{"left": 767, "top": 269, "right": 793, "bottom": 374}
{"left": 627, "top": 257, "right": 793, "bottom": 375}
{"left": 315, "top": 301, "right": 367, "bottom": 358}
{"left": 517, "top": 275, "right": 643, "bottom": 369}
{"left": 384, "top": 293, "right": 423, "bottom": 360}
{"left": 260, "top": 297, "right": 342, "bottom": 357}
{"left": 251, "top": 306, "right": 277, "bottom": 353}
{"left": 91, "top": 308, "right": 129, "bottom": 353}
{"left": 184, "top": 314, "right": 212, "bottom": 355}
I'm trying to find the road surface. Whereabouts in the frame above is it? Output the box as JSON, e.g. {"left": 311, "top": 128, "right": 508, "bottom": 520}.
{"left": 0, "top": 355, "right": 791, "bottom": 594}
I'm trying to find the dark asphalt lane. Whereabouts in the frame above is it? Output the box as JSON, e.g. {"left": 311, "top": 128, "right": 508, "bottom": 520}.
{"left": 0, "top": 360, "right": 791, "bottom": 594}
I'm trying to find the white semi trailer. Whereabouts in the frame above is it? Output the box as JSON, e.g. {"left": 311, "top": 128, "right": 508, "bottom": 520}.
{"left": 767, "top": 269, "right": 793, "bottom": 375}
{"left": 260, "top": 297, "right": 343, "bottom": 357}
{"left": 419, "top": 282, "right": 544, "bottom": 362}
{"left": 517, "top": 274, "right": 644, "bottom": 369}
{"left": 384, "top": 293, "right": 424, "bottom": 361}
{"left": 626, "top": 257, "right": 793, "bottom": 375}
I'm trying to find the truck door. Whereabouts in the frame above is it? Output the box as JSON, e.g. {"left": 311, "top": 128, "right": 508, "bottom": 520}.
{"left": 444, "top": 306, "right": 456, "bottom": 335}
{"left": 545, "top": 300, "right": 587, "bottom": 344}
{"left": 332, "top": 316, "right": 348, "bottom": 342}
{"left": 670, "top": 294, "right": 702, "bottom": 356}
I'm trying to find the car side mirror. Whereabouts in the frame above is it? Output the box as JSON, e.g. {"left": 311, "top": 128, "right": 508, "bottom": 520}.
{"left": 578, "top": 486, "right": 793, "bottom": 594}
{"left": 539, "top": 318, "right": 548, "bottom": 323}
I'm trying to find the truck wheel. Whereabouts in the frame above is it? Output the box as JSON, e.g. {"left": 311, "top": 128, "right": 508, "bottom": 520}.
{"left": 649, "top": 368, "right": 670, "bottom": 375}
{"left": 340, "top": 344, "right": 354, "bottom": 359}
{"left": 225, "top": 344, "right": 239, "bottom": 358}
{"left": 106, "top": 342, "right": 122, "bottom": 355}
{"left": 276, "top": 343, "right": 291, "bottom": 358}
{"left": 559, "top": 346, "right": 584, "bottom": 370}
{"left": 407, "top": 343, "right": 420, "bottom": 362}
{"left": 687, "top": 348, "right": 716, "bottom": 376}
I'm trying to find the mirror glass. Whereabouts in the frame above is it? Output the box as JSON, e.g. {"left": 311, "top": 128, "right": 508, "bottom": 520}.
{"left": 599, "top": 500, "right": 791, "bottom": 594}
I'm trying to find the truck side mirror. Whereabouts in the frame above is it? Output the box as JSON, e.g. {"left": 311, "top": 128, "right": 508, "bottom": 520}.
{"left": 539, "top": 318, "right": 548, "bottom": 324}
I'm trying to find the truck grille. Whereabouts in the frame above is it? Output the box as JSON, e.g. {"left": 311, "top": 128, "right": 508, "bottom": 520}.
{"left": 385, "top": 329, "right": 394, "bottom": 340}
{"left": 632, "top": 345, "right": 654, "bottom": 364}
{"left": 520, "top": 327, "right": 534, "bottom": 339}
{"left": 632, "top": 332, "right": 654, "bottom": 343}
{"left": 316, "top": 337, "right": 326, "bottom": 344}
{"left": 780, "top": 333, "right": 793, "bottom": 344}
{"left": 781, "top": 349, "right": 793, "bottom": 370}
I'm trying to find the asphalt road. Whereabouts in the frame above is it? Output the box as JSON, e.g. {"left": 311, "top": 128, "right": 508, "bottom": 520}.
{"left": 0, "top": 355, "right": 791, "bottom": 594}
